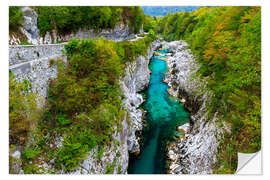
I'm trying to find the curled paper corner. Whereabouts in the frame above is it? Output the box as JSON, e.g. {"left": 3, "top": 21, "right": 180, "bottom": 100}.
{"left": 236, "top": 151, "right": 262, "bottom": 174}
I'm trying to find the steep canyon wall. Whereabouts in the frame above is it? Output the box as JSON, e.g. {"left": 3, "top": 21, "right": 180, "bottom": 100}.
{"left": 164, "top": 41, "right": 230, "bottom": 174}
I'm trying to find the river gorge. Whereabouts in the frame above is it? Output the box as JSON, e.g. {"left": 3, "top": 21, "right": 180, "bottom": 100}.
{"left": 9, "top": 38, "right": 227, "bottom": 174}
{"left": 128, "top": 49, "right": 189, "bottom": 174}
{"left": 9, "top": 39, "right": 225, "bottom": 174}
{"left": 9, "top": 6, "right": 261, "bottom": 174}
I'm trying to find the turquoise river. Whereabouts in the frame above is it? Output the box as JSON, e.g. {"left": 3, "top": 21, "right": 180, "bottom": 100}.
{"left": 128, "top": 50, "right": 189, "bottom": 174}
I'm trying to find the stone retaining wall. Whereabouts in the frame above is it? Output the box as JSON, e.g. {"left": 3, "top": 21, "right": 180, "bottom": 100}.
{"left": 9, "top": 44, "right": 65, "bottom": 66}
{"left": 9, "top": 44, "right": 67, "bottom": 106}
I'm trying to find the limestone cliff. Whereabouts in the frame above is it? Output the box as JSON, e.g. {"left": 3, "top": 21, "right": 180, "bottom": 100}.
{"left": 120, "top": 40, "right": 161, "bottom": 154}
{"left": 163, "top": 41, "right": 230, "bottom": 174}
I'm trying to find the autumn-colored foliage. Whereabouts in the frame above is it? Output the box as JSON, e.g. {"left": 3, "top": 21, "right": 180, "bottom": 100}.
{"left": 158, "top": 6, "right": 261, "bottom": 173}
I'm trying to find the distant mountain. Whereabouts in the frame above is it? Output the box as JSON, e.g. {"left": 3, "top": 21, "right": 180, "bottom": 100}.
{"left": 141, "top": 6, "right": 201, "bottom": 16}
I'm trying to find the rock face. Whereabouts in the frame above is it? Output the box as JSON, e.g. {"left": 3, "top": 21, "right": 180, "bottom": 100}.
{"left": 21, "top": 7, "right": 39, "bottom": 44}
{"left": 9, "top": 146, "right": 24, "bottom": 174}
{"left": 9, "top": 7, "right": 39, "bottom": 45}
{"left": 9, "top": 7, "right": 135, "bottom": 45}
{"left": 164, "top": 41, "right": 230, "bottom": 174}
{"left": 120, "top": 40, "right": 161, "bottom": 154}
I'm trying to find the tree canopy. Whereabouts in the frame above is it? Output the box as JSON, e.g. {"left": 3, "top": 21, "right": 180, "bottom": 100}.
{"left": 34, "top": 6, "right": 146, "bottom": 36}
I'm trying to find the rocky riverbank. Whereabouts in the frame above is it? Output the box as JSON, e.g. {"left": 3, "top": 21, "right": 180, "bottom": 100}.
{"left": 163, "top": 41, "right": 230, "bottom": 174}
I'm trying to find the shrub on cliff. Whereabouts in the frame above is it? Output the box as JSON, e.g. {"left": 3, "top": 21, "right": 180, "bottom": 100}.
{"left": 9, "top": 72, "right": 41, "bottom": 145}
{"left": 9, "top": 7, "right": 24, "bottom": 31}
{"left": 116, "top": 35, "right": 154, "bottom": 63}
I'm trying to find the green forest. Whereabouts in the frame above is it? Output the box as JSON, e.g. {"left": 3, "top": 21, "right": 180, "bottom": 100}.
{"left": 9, "top": 6, "right": 261, "bottom": 174}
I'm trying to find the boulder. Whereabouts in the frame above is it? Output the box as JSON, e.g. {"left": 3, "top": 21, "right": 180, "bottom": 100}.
{"left": 21, "top": 7, "right": 39, "bottom": 44}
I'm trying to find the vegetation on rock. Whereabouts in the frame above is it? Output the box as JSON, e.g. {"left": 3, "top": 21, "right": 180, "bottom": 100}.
{"left": 9, "top": 72, "right": 41, "bottom": 145}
